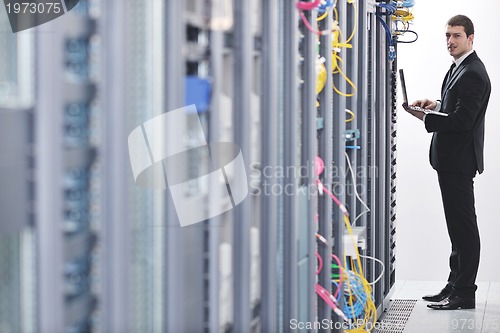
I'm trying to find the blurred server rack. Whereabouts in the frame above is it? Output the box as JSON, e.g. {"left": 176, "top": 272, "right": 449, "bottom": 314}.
{"left": 0, "top": 110, "right": 36, "bottom": 333}
{"left": 100, "top": 0, "right": 172, "bottom": 332}
{"left": 297, "top": 3, "right": 318, "bottom": 331}
{"left": 317, "top": 3, "right": 335, "bottom": 330}
{"left": 280, "top": 0, "right": 304, "bottom": 331}
{"left": 209, "top": 0, "right": 265, "bottom": 331}
{"left": 35, "top": 1, "right": 100, "bottom": 332}
{"left": 98, "top": 0, "right": 131, "bottom": 332}
{"left": 356, "top": 0, "right": 379, "bottom": 318}
{"left": 0, "top": 4, "right": 36, "bottom": 332}
{"left": 259, "top": 0, "right": 279, "bottom": 332}
{"left": 317, "top": 0, "right": 350, "bottom": 330}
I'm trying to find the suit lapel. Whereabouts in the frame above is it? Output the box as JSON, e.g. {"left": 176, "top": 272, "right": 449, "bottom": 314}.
{"left": 444, "top": 63, "right": 466, "bottom": 92}
{"left": 441, "top": 52, "right": 478, "bottom": 99}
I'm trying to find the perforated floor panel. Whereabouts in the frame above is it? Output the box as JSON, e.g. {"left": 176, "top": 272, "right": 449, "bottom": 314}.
{"left": 374, "top": 299, "right": 418, "bottom": 333}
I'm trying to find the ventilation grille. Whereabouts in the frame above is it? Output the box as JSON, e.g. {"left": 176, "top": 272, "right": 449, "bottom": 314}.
{"left": 374, "top": 299, "right": 417, "bottom": 333}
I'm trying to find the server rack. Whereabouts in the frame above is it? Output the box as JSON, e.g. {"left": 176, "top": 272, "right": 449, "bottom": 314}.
{"left": 317, "top": 5, "right": 336, "bottom": 330}
{"left": 0, "top": 1, "right": 402, "bottom": 332}
{"left": 99, "top": 0, "right": 130, "bottom": 331}
{"left": 35, "top": 2, "right": 100, "bottom": 332}
{"left": 0, "top": 5, "right": 37, "bottom": 333}
{"left": 259, "top": 1, "right": 279, "bottom": 331}
{"left": 307, "top": 0, "right": 400, "bottom": 331}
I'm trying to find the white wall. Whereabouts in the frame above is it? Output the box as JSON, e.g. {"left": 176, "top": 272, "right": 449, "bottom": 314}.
{"left": 396, "top": 1, "right": 500, "bottom": 282}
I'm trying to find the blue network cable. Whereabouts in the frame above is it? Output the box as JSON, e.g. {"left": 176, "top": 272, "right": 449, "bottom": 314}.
{"left": 375, "top": 2, "right": 397, "bottom": 15}
{"left": 376, "top": 13, "right": 396, "bottom": 61}
{"left": 317, "top": 0, "right": 336, "bottom": 13}
{"left": 400, "top": 0, "right": 415, "bottom": 8}
{"left": 340, "top": 271, "right": 370, "bottom": 319}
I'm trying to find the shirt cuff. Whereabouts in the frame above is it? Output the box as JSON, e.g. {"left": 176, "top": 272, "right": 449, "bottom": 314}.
{"left": 434, "top": 101, "right": 441, "bottom": 111}
{"left": 422, "top": 114, "right": 426, "bottom": 122}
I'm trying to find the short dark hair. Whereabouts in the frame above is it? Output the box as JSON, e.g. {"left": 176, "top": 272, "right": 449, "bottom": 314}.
{"left": 447, "top": 15, "right": 474, "bottom": 37}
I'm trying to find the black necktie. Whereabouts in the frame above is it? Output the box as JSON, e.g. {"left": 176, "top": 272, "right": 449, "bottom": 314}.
{"left": 446, "top": 63, "right": 456, "bottom": 85}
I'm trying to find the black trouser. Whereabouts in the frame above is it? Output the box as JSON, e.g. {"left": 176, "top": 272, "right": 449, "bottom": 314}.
{"left": 438, "top": 171, "right": 480, "bottom": 298}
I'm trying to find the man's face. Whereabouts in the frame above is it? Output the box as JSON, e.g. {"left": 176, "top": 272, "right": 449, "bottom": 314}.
{"left": 446, "top": 25, "right": 474, "bottom": 59}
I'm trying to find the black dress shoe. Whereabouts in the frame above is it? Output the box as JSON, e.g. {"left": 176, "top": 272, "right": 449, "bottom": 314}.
{"left": 427, "top": 295, "right": 475, "bottom": 310}
{"left": 422, "top": 288, "right": 451, "bottom": 302}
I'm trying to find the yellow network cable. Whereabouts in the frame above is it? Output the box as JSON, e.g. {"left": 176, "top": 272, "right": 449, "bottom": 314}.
{"left": 345, "top": 0, "right": 357, "bottom": 44}
{"left": 343, "top": 214, "right": 378, "bottom": 332}
{"left": 316, "top": 57, "right": 327, "bottom": 94}
{"left": 394, "top": 8, "right": 414, "bottom": 20}
{"left": 317, "top": 10, "right": 329, "bottom": 22}
{"left": 392, "top": 5, "right": 417, "bottom": 39}
{"left": 346, "top": 109, "right": 355, "bottom": 122}
{"left": 332, "top": 51, "right": 356, "bottom": 97}
{"left": 331, "top": 0, "right": 357, "bottom": 97}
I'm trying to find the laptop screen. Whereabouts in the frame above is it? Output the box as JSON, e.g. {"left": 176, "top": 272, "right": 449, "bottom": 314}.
{"left": 398, "top": 69, "right": 409, "bottom": 104}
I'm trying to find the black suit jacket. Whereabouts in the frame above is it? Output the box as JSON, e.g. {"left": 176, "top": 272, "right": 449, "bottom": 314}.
{"left": 425, "top": 52, "right": 491, "bottom": 175}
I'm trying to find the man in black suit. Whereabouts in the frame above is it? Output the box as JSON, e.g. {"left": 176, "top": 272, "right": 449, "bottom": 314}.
{"left": 403, "top": 15, "right": 491, "bottom": 310}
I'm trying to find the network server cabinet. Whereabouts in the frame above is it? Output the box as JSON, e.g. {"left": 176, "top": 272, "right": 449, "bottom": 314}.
{"left": 0, "top": 1, "right": 399, "bottom": 333}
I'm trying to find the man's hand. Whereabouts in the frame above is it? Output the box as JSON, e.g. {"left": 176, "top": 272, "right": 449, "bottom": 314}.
{"left": 402, "top": 99, "right": 438, "bottom": 121}
{"left": 402, "top": 102, "right": 425, "bottom": 120}
{"left": 411, "top": 98, "right": 437, "bottom": 110}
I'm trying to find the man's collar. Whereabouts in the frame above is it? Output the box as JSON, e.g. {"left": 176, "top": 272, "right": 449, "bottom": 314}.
{"left": 453, "top": 49, "right": 475, "bottom": 68}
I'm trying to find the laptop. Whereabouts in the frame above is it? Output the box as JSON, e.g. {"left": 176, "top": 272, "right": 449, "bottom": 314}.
{"left": 398, "top": 69, "right": 448, "bottom": 117}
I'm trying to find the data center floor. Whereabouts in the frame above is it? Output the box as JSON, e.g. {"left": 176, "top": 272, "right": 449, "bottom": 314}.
{"left": 379, "top": 280, "right": 500, "bottom": 333}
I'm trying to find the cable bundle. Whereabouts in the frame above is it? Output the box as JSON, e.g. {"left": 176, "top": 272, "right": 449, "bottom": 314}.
{"left": 341, "top": 271, "right": 369, "bottom": 319}
{"left": 315, "top": 215, "right": 379, "bottom": 331}
{"left": 297, "top": 0, "right": 338, "bottom": 36}
{"left": 315, "top": 155, "right": 381, "bottom": 332}
{"left": 392, "top": 1, "right": 418, "bottom": 43}
{"left": 400, "top": 0, "right": 415, "bottom": 8}
{"left": 375, "top": 0, "right": 419, "bottom": 61}
{"left": 375, "top": 2, "right": 397, "bottom": 15}
{"left": 331, "top": 0, "right": 357, "bottom": 96}
{"left": 375, "top": 2, "right": 396, "bottom": 61}
{"left": 318, "top": 0, "right": 337, "bottom": 13}
{"left": 316, "top": 252, "right": 348, "bottom": 321}
{"left": 296, "top": 0, "right": 357, "bottom": 96}
{"left": 296, "top": 0, "right": 322, "bottom": 11}
{"left": 342, "top": 215, "right": 378, "bottom": 332}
